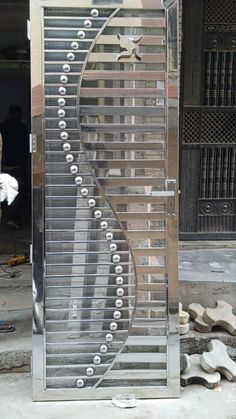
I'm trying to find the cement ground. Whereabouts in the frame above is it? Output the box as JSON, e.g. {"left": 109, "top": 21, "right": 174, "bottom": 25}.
{"left": 0, "top": 373, "right": 235, "bottom": 419}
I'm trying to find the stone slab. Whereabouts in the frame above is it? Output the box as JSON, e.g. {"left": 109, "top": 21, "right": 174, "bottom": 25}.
{"left": 181, "top": 354, "right": 221, "bottom": 389}
{"left": 203, "top": 301, "right": 236, "bottom": 336}
{"left": 200, "top": 339, "right": 236, "bottom": 382}
{"left": 188, "top": 303, "right": 212, "bottom": 333}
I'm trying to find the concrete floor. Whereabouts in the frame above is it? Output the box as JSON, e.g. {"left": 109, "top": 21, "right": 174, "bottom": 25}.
{"left": 0, "top": 373, "right": 235, "bottom": 419}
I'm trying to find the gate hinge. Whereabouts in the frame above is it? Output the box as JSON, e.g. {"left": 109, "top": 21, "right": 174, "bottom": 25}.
{"left": 29, "top": 134, "right": 37, "bottom": 153}
{"left": 27, "top": 20, "right": 31, "bottom": 41}
{"left": 166, "top": 179, "right": 177, "bottom": 216}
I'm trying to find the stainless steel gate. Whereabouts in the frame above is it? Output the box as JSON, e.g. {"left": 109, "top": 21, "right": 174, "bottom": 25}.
{"left": 31, "top": 0, "right": 179, "bottom": 401}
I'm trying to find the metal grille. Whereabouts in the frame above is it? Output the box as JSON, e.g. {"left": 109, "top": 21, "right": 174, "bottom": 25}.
{"left": 206, "top": 0, "right": 236, "bottom": 24}
{"left": 31, "top": 0, "right": 179, "bottom": 401}
{"left": 183, "top": 110, "right": 236, "bottom": 144}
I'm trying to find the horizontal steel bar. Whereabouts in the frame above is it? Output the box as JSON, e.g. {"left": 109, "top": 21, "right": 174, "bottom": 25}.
{"left": 44, "top": 26, "right": 99, "bottom": 31}
{"left": 90, "top": 159, "right": 165, "bottom": 168}
{"left": 106, "top": 370, "right": 167, "bottom": 380}
{"left": 46, "top": 375, "right": 103, "bottom": 381}
{"left": 96, "top": 35, "right": 165, "bottom": 46}
{"left": 44, "top": 38, "right": 93, "bottom": 42}
{"left": 44, "top": 16, "right": 107, "bottom": 21}
{"left": 80, "top": 88, "right": 164, "bottom": 98}
{"left": 99, "top": 178, "right": 164, "bottom": 187}
{"left": 107, "top": 18, "right": 165, "bottom": 27}
{"left": 80, "top": 106, "right": 165, "bottom": 115}
{"left": 117, "top": 212, "right": 166, "bottom": 221}
{"left": 82, "top": 70, "right": 165, "bottom": 81}
{"left": 85, "top": 142, "right": 165, "bottom": 150}
{"left": 82, "top": 124, "right": 165, "bottom": 133}
{"left": 126, "top": 230, "right": 165, "bottom": 239}
{"left": 46, "top": 296, "right": 135, "bottom": 301}
{"left": 126, "top": 336, "right": 167, "bottom": 346}
{"left": 88, "top": 53, "right": 165, "bottom": 63}
{"left": 42, "top": 0, "right": 164, "bottom": 9}
{"left": 116, "top": 353, "right": 166, "bottom": 363}
{"left": 136, "top": 266, "right": 166, "bottom": 275}
{"left": 45, "top": 318, "right": 132, "bottom": 323}
{"left": 137, "top": 283, "right": 166, "bottom": 291}
{"left": 46, "top": 363, "right": 110, "bottom": 369}
{"left": 109, "top": 196, "right": 166, "bottom": 203}
{"left": 46, "top": 307, "right": 134, "bottom": 313}
{"left": 132, "top": 248, "right": 166, "bottom": 256}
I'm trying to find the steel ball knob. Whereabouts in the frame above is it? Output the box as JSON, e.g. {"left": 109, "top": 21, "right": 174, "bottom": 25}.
{"left": 106, "top": 232, "right": 113, "bottom": 241}
{"left": 86, "top": 367, "right": 94, "bottom": 377}
{"left": 105, "top": 333, "right": 113, "bottom": 343}
{"left": 93, "top": 355, "right": 101, "bottom": 365}
{"left": 66, "top": 154, "right": 74, "bottom": 163}
{"left": 84, "top": 19, "right": 92, "bottom": 28}
{"left": 113, "top": 310, "right": 121, "bottom": 320}
{"left": 91, "top": 9, "right": 99, "bottom": 17}
{"left": 58, "top": 98, "right": 66, "bottom": 106}
{"left": 112, "top": 254, "right": 120, "bottom": 263}
{"left": 61, "top": 131, "right": 68, "bottom": 140}
{"left": 63, "top": 64, "right": 70, "bottom": 72}
{"left": 71, "top": 41, "right": 79, "bottom": 50}
{"left": 63, "top": 142, "right": 71, "bottom": 152}
{"left": 77, "top": 30, "right": 85, "bottom": 39}
{"left": 75, "top": 176, "right": 83, "bottom": 185}
{"left": 59, "top": 120, "right": 67, "bottom": 129}
{"left": 109, "top": 243, "right": 117, "bottom": 252}
{"left": 58, "top": 109, "right": 65, "bottom": 118}
{"left": 100, "top": 221, "right": 108, "bottom": 230}
{"left": 115, "top": 265, "right": 123, "bottom": 274}
{"left": 94, "top": 210, "right": 102, "bottom": 219}
{"left": 116, "top": 276, "right": 124, "bottom": 285}
{"left": 76, "top": 379, "right": 84, "bottom": 388}
{"left": 70, "top": 165, "right": 78, "bottom": 174}
{"left": 59, "top": 86, "right": 66, "bottom": 95}
{"left": 116, "top": 288, "right": 124, "bottom": 297}
{"left": 100, "top": 344, "right": 108, "bottom": 354}
{"left": 60, "top": 75, "right": 68, "bottom": 84}
{"left": 88, "top": 199, "right": 96, "bottom": 207}
{"left": 110, "top": 322, "right": 118, "bottom": 331}
{"left": 81, "top": 188, "right": 89, "bottom": 197}
{"left": 115, "top": 299, "right": 123, "bottom": 308}
{"left": 67, "top": 52, "right": 75, "bottom": 61}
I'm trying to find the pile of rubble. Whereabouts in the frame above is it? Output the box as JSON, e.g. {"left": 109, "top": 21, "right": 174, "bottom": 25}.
{"left": 179, "top": 300, "right": 236, "bottom": 388}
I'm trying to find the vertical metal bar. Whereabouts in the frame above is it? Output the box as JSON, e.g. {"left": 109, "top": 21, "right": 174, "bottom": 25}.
{"left": 227, "top": 52, "right": 233, "bottom": 106}
{"left": 215, "top": 147, "right": 221, "bottom": 199}
{"left": 31, "top": 0, "right": 45, "bottom": 400}
{"left": 201, "top": 148, "right": 207, "bottom": 198}
{"left": 212, "top": 52, "right": 219, "bottom": 106}
{"left": 205, "top": 51, "right": 212, "bottom": 106}
{"left": 219, "top": 52, "right": 226, "bottom": 106}
{"left": 208, "top": 147, "right": 215, "bottom": 198}
{"left": 230, "top": 148, "right": 236, "bottom": 198}
{"left": 165, "top": 0, "right": 179, "bottom": 397}
{"left": 222, "top": 148, "right": 229, "bottom": 199}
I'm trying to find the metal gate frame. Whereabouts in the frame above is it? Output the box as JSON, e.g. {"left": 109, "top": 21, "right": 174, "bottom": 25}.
{"left": 31, "top": 0, "right": 180, "bottom": 401}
